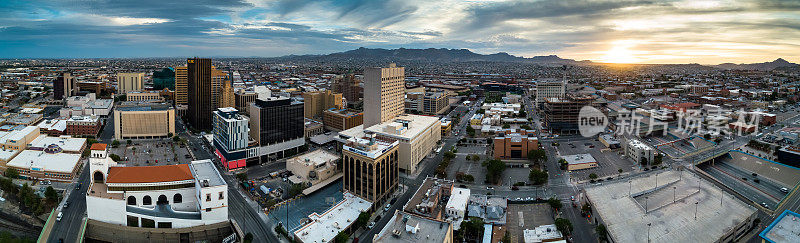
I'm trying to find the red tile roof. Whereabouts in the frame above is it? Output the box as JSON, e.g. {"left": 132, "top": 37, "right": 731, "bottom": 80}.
{"left": 90, "top": 143, "right": 107, "bottom": 151}
{"left": 106, "top": 164, "right": 194, "bottom": 184}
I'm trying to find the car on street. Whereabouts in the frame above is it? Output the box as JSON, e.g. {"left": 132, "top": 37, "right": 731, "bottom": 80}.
{"left": 384, "top": 204, "right": 391, "bottom": 212}
{"left": 486, "top": 186, "right": 494, "bottom": 190}
{"left": 56, "top": 212, "right": 63, "bottom": 222}
{"left": 781, "top": 187, "right": 789, "bottom": 193}
{"left": 761, "top": 202, "right": 770, "bottom": 209}
{"left": 368, "top": 222, "right": 375, "bottom": 229}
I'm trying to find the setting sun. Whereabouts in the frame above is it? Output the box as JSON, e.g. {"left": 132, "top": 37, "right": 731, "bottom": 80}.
{"left": 599, "top": 40, "right": 641, "bottom": 63}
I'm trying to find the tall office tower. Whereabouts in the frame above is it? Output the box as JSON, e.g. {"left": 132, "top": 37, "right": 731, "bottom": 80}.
{"left": 342, "top": 134, "right": 399, "bottom": 204}
{"left": 535, "top": 78, "right": 566, "bottom": 108}
{"left": 54, "top": 72, "right": 77, "bottom": 100}
{"left": 211, "top": 68, "right": 226, "bottom": 109}
{"left": 302, "top": 90, "right": 343, "bottom": 119}
{"left": 187, "top": 58, "right": 213, "bottom": 130}
{"left": 117, "top": 72, "right": 144, "bottom": 94}
{"left": 174, "top": 66, "right": 188, "bottom": 106}
{"left": 220, "top": 79, "right": 234, "bottom": 109}
{"left": 363, "top": 63, "right": 405, "bottom": 128}
{"left": 248, "top": 97, "right": 305, "bottom": 159}
{"left": 334, "top": 73, "right": 363, "bottom": 103}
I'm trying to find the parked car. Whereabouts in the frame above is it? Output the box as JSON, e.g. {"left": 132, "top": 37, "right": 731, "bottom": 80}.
{"left": 384, "top": 204, "right": 391, "bottom": 212}
{"left": 781, "top": 187, "right": 789, "bottom": 193}
{"left": 486, "top": 186, "right": 494, "bottom": 190}
{"left": 56, "top": 212, "right": 63, "bottom": 222}
{"left": 368, "top": 222, "right": 376, "bottom": 229}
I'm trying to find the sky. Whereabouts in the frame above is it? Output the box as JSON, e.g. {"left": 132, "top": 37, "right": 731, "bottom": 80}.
{"left": 1, "top": 0, "right": 799, "bottom": 64}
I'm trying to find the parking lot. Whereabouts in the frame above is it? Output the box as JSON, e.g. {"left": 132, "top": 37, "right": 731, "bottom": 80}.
{"left": 555, "top": 139, "right": 636, "bottom": 181}
{"left": 107, "top": 139, "right": 193, "bottom": 166}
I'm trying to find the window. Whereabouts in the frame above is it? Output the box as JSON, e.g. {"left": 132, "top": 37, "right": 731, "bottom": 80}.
{"left": 206, "top": 193, "right": 211, "bottom": 202}
{"left": 143, "top": 195, "right": 152, "bottom": 205}
{"left": 127, "top": 196, "right": 137, "bottom": 205}
{"left": 173, "top": 193, "right": 182, "bottom": 203}
{"left": 219, "top": 191, "right": 224, "bottom": 200}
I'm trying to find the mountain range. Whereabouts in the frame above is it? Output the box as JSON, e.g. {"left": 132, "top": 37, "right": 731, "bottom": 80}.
{"left": 280, "top": 47, "right": 590, "bottom": 64}
{"left": 707, "top": 58, "right": 798, "bottom": 70}
{"left": 278, "top": 47, "right": 796, "bottom": 70}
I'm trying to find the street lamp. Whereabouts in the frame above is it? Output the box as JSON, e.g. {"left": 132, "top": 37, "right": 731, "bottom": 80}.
{"left": 655, "top": 173, "right": 659, "bottom": 188}
{"left": 645, "top": 196, "right": 649, "bottom": 213}
{"left": 647, "top": 223, "right": 652, "bottom": 242}
{"left": 694, "top": 201, "right": 699, "bottom": 220}
{"left": 629, "top": 180, "right": 632, "bottom": 196}
{"left": 673, "top": 186, "right": 677, "bottom": 203}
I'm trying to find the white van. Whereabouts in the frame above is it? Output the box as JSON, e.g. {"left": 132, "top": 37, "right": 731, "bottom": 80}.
{"left": 56, "top": 212, "right": 63, "bottom": 222}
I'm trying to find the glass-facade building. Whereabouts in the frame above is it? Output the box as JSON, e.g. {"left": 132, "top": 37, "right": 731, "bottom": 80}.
{"left": 250, "top": 97, "right": 304, "bottom": 146}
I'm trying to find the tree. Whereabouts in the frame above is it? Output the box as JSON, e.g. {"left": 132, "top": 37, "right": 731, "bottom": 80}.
{"left": 596, "top": 224, "right": 608, "bottom": 241}
{"left": 4, "top": 168, "right": 19, "bottom": 179}
{"left": 618, "top": 168, "right": 623, "bottom": 174}
{"left": 502, "top": 124, "right": 511, "bottom": 129}
{"left": 548, "top": 197, "right": 563, "bottom": 211}
{"left": 356, "top": 211, "right": 371, "bottom": 229}
{"left": 703, "top": 133, "right": 711, "bottom": 140}
{"left": 466, "top": 125, "right": 476, "bottom": 137}
{"left": 581, "top": 203, "right": 592, "bottom": 215}
{"left": 529, "top": 169, "right": 548, "bottom": 185}
{"left": 558, "top": 158, "right": 568, "bottom": 170}
{"left": 333, "top": 231, "right": 349, "bottom": 243}
{"left": 444, "top": 151, "right": 456, "bottom": 160}
{"left": 555, "top": 218, "right": 573, "bottom": 236}
{"left": 528, "top": 149, "right": 547, "bottom": 163}
{"left": 653, "top": 153, "right": 663, "bottom": 165}
{"left": 640, "top": 157, "right": 648, "bottom": 166}
{"left": 127, "top": 139, "right": 132, "bottom": 145}
{"left": 244, "top": 233, "right": 254, "bottom": 243}
{"left": 483, "top": 159, "right": 506, "bottom": 184}
{"left": 459, "top": 217, "right": 485, "bottom": 241}
{"left": 45, "top": 186, "right": 58, "bottom": 204}
{"left": 172, "top": 136, "right": 181, "bottom": 142}
{"left": 589, "top": 173, "right": 598, "bottom": 180}
{"left": 108, "top": 154, "right": 121, "bottom": 162}
{"left": 167, "top": 132, "right": 173, "bottom": 138}
{"left": 111, "top": 140, "right": 120, "bottom": 148}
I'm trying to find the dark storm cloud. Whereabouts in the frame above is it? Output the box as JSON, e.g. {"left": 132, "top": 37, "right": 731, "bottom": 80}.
{"left": 462, "top": 0, "right": 662, "bottom": 29}
{"left": 47, "top": 0, "right": 252, "bottom": 20}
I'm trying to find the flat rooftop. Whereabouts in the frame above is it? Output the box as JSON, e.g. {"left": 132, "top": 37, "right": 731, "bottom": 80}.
{"left": 29, "top": 135, "right": 87, "bottom": 152}
{"left": 760, "top": 210, "right": 800, "bottom": 243}
{"left": 585, "top": 170, "right": 756, "bottom": 243}
{"left": 293, "top": 192, "right": 372, "bottom": 243}
{"left": 365, "top": 114, "right": 440, "bottom": 140}
{"left": 190, "top": 159, "right": 226, "bottom": 187}
{"left": 373, "top": 210, "right": 451, "bottom": 243}
{"left": 561, "top": 154, "right": 597, "bottom": 165}
{"left": 7, "top": 150, "right": 81, "bottom": 173}
{"left": 289, "top": 149, "right": 340, "bottom": 167}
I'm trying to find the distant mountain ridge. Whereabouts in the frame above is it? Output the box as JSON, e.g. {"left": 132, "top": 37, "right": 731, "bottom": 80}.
{"left": 279, "top": 47, "right": 590, "bottom": 64}
{"left": 710, "top": 58, "right": 798, "bottom": 70}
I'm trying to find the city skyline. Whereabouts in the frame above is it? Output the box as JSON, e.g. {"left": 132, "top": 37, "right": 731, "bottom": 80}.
{"left": 2, "top": 0, "right": 799, "bottom": 64}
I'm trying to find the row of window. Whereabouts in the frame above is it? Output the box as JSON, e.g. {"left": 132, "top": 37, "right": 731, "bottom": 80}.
{"left": 127, "top": 194, "right": 182, "bottom": 206}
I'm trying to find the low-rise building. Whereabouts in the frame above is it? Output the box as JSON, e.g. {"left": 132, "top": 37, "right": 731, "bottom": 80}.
{"left": 114, "top": 102, "right": 176, "bottom": 140}
{"left": 598, "top": 134, "right": 620, "bottom": 149}
{"left": 760, "top": 210, "right": 800, "bottom": 243}
{"left": 623, "top": 138, "right": 654, "bottom": 165}
{"left": 304, "top": 118, "right": 324, "bottom": 138}
{"left": 373, "top": 210, "right": 454, "bottom": 243}
{"left": 126, "top": 91, "right": 165, "bottom": 102}
{"left": 61, "top": 93, "right": 114, "bottom": 117}
{"left": 562, "top": 154, "right": 598, "bottom": 171}
{"left": 493, "top": 129, "right": 539, "bottom": 160}
{"left": 342, "top": 133, "right": 399, "bottom": 207}
{"left": 440, "top": 118, "right": 452, "bottom": 135}
{"left": 524, "top": 224, "right": 566, "bottom": 243}
{"left": 323, "top": 108, "right": 363, "bottom": 131}
{"left": 87, "top": 145, "right": 228, "bottom": 229}
{"left": 292, "top": 192, "right": 372, "bottom": 243}
{"left": 286, "top": 149, "right": 341, "bottom": 194}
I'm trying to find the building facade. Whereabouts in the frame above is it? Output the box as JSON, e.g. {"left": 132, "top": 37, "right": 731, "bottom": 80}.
{"left": 535, "top": 79, "right": 566, "bottom": 107}
{"left": 126, "top": 91, "right": 164, "bottom": 102}
{"left": 117, "top": 72, "right": 144, "bottom": 94}
{"left": 87, "top": 145, "right": 228, "bottom": 229}
{"left": 343, "top": 135, "right": 399, "bottom": 206}
{"left": 363, "top": 63, "right": 405, "bottom": 128}
{"left": 493, "top": 129, "right": 539, "bottom": 159}
{"left": 323, "top": 108, "right": 363, "bottom": 131}
{"left": 54, "top": 72, "right": 77, "bottom": 100}
{"left": 234, "top": 89, "right": 257, "bottom": 115}
{"left": 302, "top": 90, "right": 343, "bottom": 119}
{"left": 334, "top": 74, "right": 363, "bottom": 103}
{"left": 174, "top": 66, "right": 187, "bottom": 106}
{"left": 542, "top": 95, "right": 597, "bottom": 135}
{"left": 187, "top": 58, "right": 214, "bottom": 130}
{"left": 623, "top": 138, "right": 654, "bottom": 165}
{"left": 423, "top": 91, "right": 449, "bottom": 115}
{"left": 247, "top": 97, "right": 305, "bottom": 163}
{"left": 114, "top": 102, "right": 176, "bottom": 140}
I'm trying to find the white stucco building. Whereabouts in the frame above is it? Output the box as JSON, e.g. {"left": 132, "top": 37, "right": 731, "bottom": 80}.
{"left": 86, "top": 144, "right": 228, "bottom": 229}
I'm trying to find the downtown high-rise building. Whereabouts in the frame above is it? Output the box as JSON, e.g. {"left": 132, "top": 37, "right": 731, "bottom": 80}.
{"left": 117, "top": 72, "right": 144, "bottom": 94}
{"left": 54, "top": 72, "right": 77, "bottom": 100}
{"left": 187, "top": 58, "right": 213, "bottom": 130}
{"left": 302, "top": 90, "right": 342, "bottom": 119}
{"left": 334, "top": 73, "right": 363, "bottom": 103}
{"left": 363, "top": 63, "right": 405, "bottom": 128}
{"left": 174, "top": 66, "right": 188, "bottom": 106}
